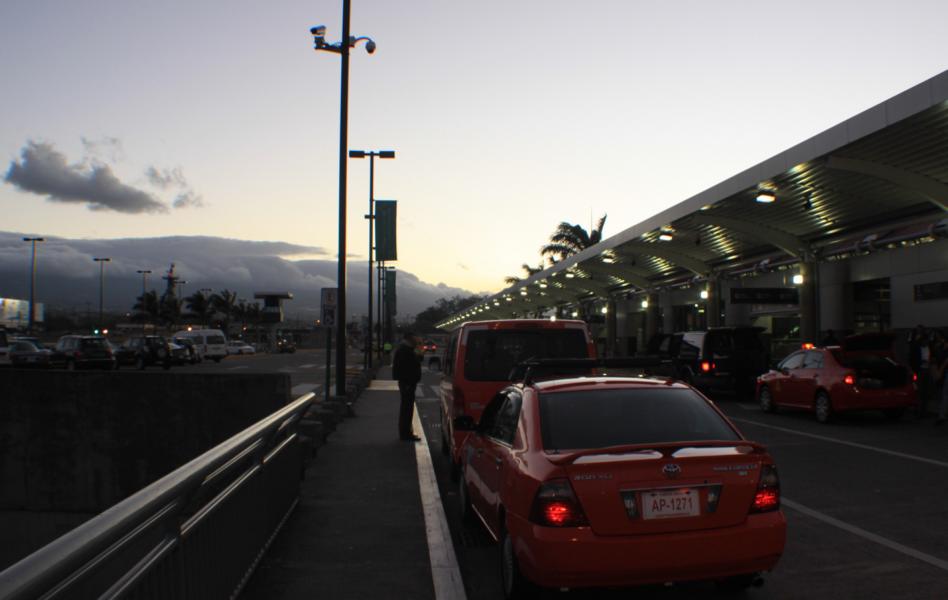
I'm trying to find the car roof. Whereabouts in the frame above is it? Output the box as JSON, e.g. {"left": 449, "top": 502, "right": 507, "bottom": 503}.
{"left": 526, "top": 376, "right": 690, "bottom": 393}
{"left": 460, "top": 318, "right": 588, "bottom": 331}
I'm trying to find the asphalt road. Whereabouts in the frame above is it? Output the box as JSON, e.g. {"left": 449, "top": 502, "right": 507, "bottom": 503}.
{"left": 412, "top": 370, "right": 948, "bottom": 599}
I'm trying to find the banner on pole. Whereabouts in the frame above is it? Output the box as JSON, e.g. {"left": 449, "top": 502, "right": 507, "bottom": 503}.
{"left": 375, "top": 200, "right": 397, "bottom": 261}
{"left": 321, "top": 287, "right": 338, "bottom": 327}
{"left": 385, "top": 270, "right": 396, "bottom": 315}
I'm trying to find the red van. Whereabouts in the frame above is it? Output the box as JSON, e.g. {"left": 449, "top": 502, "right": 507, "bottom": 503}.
{"left": 438, "top": 319, "right": 596, "bottom": 478}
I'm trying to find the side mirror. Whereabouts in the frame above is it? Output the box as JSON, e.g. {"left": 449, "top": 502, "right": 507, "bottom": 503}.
{"left": 453, "top": 415, "right": 476, "bottom": 432}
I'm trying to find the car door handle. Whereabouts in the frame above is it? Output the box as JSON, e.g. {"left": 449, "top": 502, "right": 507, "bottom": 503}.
{"left": 494, "top": 457, "right": 502, "bottom": 466}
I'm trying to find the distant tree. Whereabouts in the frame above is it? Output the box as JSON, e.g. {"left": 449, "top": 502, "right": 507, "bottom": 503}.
{"left": 540, "top": 214, "right": 607, "bottom": 264}
{"left": 503, "top": 263, "right": 544, "bottom": 286}
{"left": 210, "top": 289, "right": 237, "bottom": 330}
{"left": 185, "top": 292, "right": 215, "bottom": 326}
{"left": 132, "top": 290, "right": 160, "bottom": 325}
{"left": 159, "top": 295, "right": 182, "bottom": 327}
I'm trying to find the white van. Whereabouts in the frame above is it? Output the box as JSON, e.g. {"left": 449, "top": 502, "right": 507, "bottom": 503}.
{"left": 173, "top": 329, "right": 228, "bottom": 362}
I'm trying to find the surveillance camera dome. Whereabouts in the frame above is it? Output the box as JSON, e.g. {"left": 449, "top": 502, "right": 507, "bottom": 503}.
{"left": 365, "top": 40, "right": 376, "bottom": 54}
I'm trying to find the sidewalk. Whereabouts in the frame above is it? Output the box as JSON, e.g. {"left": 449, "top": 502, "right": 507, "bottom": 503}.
{"left": 242, "top": 367, "right": 436, "bottom": 600}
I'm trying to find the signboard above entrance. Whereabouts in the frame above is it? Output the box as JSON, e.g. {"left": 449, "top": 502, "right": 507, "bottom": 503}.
{"left": 730, "top": 288, "right": 799, "bottom": 305}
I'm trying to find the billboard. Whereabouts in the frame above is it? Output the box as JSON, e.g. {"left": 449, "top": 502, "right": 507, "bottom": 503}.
{"left": 375, "top": 200, "right": 397, "bottom": 261}
{"left": 0, "top": 297, "right": 44, "bottom": 329}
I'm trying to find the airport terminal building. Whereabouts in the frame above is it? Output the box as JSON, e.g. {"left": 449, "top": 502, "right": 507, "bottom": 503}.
{"left": 439, "top": 70, "right": 948, "bottom": 360}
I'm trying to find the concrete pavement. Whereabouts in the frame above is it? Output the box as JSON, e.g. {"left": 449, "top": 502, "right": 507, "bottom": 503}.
{"left": 242, "top": 367, "right": 444, "bottom": 600}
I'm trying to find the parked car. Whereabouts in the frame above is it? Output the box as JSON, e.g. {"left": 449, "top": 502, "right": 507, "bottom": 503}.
{"left": 757, "top": 333, "right": 916, "bottom": 423}
{"left": 644, "top": 327, "right": 770, "bottom": 398}
{"left": 455, "top": 360, "right": 786, "bottom": 596}
{"left": 109, "top": 341, "right": 138, "bottom": 368}
{"left": 0, "top": 329, "right": 12, "bottom": 366}
{"left": 168, "top": 341, "right": 191, "bottom": 365}
{"left": 226, "top": 340, "right": 256, "bottom": 355}
{"left": 172, "top": 329, "right": 228, "bottom": 362}
{"left": 422, "top": 339, "right": 438, "bottom": 353}
{"left": 275, "top": 337, "right": 296, "bottom": 354}
{"left": 172, "top": 337, "right": 201, "bottom": 364}
{"left": 51, "top": 335, "right": 116, "bottom": 370}
{"left": 125, "top": 335, "right": 172, "bottom": 370}
{"left": 439, "top": 319, "right": 596, "bottom": 480}
{"left": 8, "top": 340, "right": 53, "bottom": 368}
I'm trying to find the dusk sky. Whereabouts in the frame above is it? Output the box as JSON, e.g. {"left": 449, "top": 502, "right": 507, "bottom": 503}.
{"left": 3, "top": 0, "right": 947, "bottom": 296}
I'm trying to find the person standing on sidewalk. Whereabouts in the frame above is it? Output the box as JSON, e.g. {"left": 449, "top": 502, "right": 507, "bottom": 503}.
{"left": 909, "top": 325, "right": 932, "bottom": 417}
{"left": 392, "top": 331, "right": 422, "bottom": 441}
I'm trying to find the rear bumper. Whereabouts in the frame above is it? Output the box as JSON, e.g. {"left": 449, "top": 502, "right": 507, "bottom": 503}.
{"left": 507, "top": 510, "right": 786, "bottom": 588}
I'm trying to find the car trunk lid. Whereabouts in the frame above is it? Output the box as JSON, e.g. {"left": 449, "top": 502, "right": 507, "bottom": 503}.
{"left": 555, "top": 442, "right": 766, "bottom": 535}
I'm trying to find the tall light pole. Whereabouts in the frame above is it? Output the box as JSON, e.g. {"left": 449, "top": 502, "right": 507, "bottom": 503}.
{"left": 23, "top": 237, "right": 44, "bottom": 334}
{"left": 350, "top": 149, "right": 395, "bottom": 369}
{"left": 136, "top": 269, "right": 151, "bottom": 333}
{"left": 311, "top": 10, "right": 377, "bottom": 396}
{"left": 93, "top": 257, "right": 111, "bottom": 332}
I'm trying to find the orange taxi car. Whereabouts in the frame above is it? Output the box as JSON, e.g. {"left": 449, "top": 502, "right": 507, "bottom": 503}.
{"left": 455, "top": 360, "right": 786, "bottom": 597}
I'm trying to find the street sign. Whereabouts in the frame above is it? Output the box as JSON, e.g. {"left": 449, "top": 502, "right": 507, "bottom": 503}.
{"left": 321, "top": 288, "right": 338, "bottom": 327}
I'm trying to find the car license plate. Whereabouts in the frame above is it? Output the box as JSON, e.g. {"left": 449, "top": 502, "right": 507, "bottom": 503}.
{"left": 642, "top": 489, "right": 700, "bottom": 520}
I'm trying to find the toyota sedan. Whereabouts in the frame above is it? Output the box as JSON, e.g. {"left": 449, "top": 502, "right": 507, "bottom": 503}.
{"left": 455, "top": 374, "right": 786, "bottom": 597}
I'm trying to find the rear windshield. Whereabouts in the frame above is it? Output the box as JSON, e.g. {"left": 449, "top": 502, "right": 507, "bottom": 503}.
{"left": 207, "top": 335, "right": 225, "bottom": 344}
{"left": 539, "top": 388, "right": 739, "bottom": 451}
{"left": 463, "top": 329, "right": 588, "bottom": 382}
{"left": 81, "top": 338, "right": 108, "bottom": 349}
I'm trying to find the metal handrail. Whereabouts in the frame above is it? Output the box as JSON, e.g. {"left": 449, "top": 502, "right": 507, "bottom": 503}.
{"left": 0, "top": 392, "right": 317, "bottom": 600}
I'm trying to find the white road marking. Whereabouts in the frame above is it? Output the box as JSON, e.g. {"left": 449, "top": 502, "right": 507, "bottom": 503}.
{"left": 730, "top": 417, "right": 948, "bottom": 469}
{"left": 298, "top": 363, "right": 318, "bottom": 369}
{"left": 783, "top": 497, "right": 948, "bottom": 572}
{"left": 368, "top": 380, "right": 399, "bottom": 391}
{"left": 413, "top": 410, "right": 467, "bottom": 600}
{"left": 228, "top": 365, "right": 248, "bottom": 371}
{"left": 291, "top": 383, "right": 319, "bottom": 397}
{"left": 737, "top": 403, "right": 757, "bottom": 410}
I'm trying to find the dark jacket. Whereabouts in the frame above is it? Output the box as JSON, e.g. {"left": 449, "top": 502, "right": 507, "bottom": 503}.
{"left": 392, "top": 342, "right": 421, "bottom": 385}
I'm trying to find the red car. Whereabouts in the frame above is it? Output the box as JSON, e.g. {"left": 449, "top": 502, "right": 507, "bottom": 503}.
{"left": 455, "top": 365, "right": 786, "bottom": 597}
{"left": 757, "top": 334, "right": 916, "bottom": 423}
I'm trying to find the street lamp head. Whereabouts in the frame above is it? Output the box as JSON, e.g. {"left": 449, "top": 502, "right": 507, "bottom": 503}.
{"left": 379, "top": 150, "right": 395, "bottom": 159}
{"left": 364, "top": 39, "right": 376, "bottom": 54}
{"left": 349, "top": 150, "right": 366, "bottom": 159}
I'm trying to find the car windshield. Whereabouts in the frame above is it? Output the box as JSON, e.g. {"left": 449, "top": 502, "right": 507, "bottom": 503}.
{"left": 81, "top": 338, "right": 108, "bottom": 349}
{"left": 538, "top": 387, "right": 740, "bottom": 451}
{"left": 463, "top": 329, "right": 588, "bottom": 382}
{"left": 207, "top": 335, "right": 225, "bottom": 344}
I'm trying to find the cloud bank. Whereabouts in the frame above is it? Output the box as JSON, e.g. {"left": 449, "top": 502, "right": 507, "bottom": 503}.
{"left": 0, "top": 232, "right": 472, "bottom": 320}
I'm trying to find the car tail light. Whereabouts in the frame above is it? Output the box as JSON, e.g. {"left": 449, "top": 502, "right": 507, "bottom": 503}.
{"left": 700, "top": 360, "right": 715, "bottom": 373}
{"left": 913, "top": 372, "right": 918, "bottom": 383}
{"left": 751, "top": 464, "right": 780, "bottom": 513}
{"left": 801, "top": 342, "right": 815, "bottom": 350}
{"left": 843, "top": 374, "right": 855, "bottom": 385}
{"left": 530, "top": 479, "right": 588, "bottom": 527}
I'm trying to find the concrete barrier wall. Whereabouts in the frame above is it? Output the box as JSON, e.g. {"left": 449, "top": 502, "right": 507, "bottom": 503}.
{"left": 0, "top": 370, "right": 290, "bottom": 569}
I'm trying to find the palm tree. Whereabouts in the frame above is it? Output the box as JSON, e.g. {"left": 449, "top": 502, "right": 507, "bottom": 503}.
{"left": 132, "top": 290, "right": 160, "bottom": 325}
{"left": 185, "top": 292, "right": 214, "bottom": 326}
{"left": 159, "top": 295, "right": 182, "bottom": 328}
{"left": 540, "top": 214, "right": 608, "bottom": 264}
{"left": 211, "top": 289, "right": 237, "bottom": 331}
{"left": 504, "top": 263, "right": 544, "bottom": 285}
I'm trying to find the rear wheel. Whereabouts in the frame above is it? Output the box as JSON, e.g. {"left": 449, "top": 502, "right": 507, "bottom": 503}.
{"left": 137, "top": 356, "right": 146, "bottom": 370}
{"left": 759, "top": 385, "right": 775, "bottom": 413}
{"left": 815, "top": 392, "right": 833, "bottom": 424}
{"left": 501, "top": 528, "right": 538, "bottom": 600}
{"left": 213, "top": 357, "right": 222, "bottom": 363}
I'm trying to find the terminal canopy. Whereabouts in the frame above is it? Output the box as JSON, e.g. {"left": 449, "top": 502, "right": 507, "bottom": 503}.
{"left": 439, "top": 71, "right": 948, "bottom": 329}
